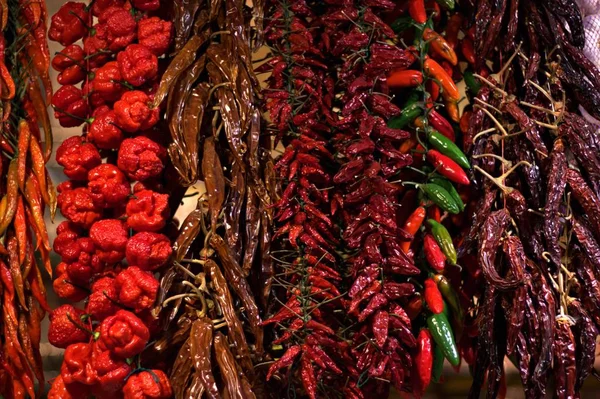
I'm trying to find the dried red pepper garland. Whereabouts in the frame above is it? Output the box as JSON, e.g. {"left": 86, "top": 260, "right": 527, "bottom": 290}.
{"left": 47, "top": 2, "right": 173, "bottom": 398}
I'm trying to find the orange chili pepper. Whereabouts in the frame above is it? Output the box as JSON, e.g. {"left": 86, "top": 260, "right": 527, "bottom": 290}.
{"left": 408, "top": 0, "right": 427, "bottom": 24}
{"left": 424, "top": 58, "right": 459, "bottom": 101}
{"left": 460, "top": 110, "right": 471, "bottom": 134}
{"left": 14, "top": 196, "right": 26, "bottom": 266}
{"left": 16, "top": 121, "right": 31, "bottom": 192}
{"left": 23, "top": 173, "right": 50, "bottom": 254}
{"left": 400, "top": 206, "right": 426, "bottom": 253}
{"left": 461, "top": 38, "right": 476, "bottom": 65}
{"left": 399, "top": 136, "right": 418, "bottom": 153}
{"left": 445, "top": 14, "right": 463, "bottom": 49}
{"left": 0, "top": 159, "right": 19, "bottom": 235}
{"left": 423, "top": 28, "right": 458, "bottom": 65}
{"left": 387, "top": 69, "right": 424, "bottom": 88}
{"left": 445, "top": 100, "right": 460, "bottom": 122}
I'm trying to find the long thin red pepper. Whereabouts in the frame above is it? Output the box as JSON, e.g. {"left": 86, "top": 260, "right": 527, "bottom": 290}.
{"left": 400, "top": 206, "right": 426, "bottom": 253}
{"left": 424, "top": 278, "right": 444, "bottom": 314}
{"left": 408, "top": 0, "right": 427, "bottom": 24}
{"left": 413, "top": 329, "right": 433, "bottom": 396}
{"left": 424, "top": 58, "right": 459, "bottom": 101}
{"left": 427, "top": 150, "right": 469, "bottom": 185}
{"left": 387, "top": 69, "right": 424, "bottom": 88}
{"left": 423, "top": 28, "right": 458, "bottom": 66}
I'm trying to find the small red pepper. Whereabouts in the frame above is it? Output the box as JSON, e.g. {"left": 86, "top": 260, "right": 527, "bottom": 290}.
{"left": 125, "top": 189, "right": 170, "bottom": 232}
{"left": 93, "top": 61, "right": 127, "bottom": 103}
{"left": 424, "top": 234, "right": 446, "bottom": 271}
{"left": 57, "top": 187, "right": 103, "bottom": 229}
{"left": 413, "top": 329, "right": 433, "bottom": 396}
{"left": 400, "top": 206, "right": 426, "bottom": 253}
{"left": 83, "top": 24, "right": 112, "bottom": 68}
{"left": 131, "top": 0, "right": 160, "bottom": 11}
{"left": 387, "top": 69, "right": 424, "bottom": 88}
{"left": 445, "top": 100, "right": 460, "bottom": 123}
{"left": 114, "top": 266, "right": 159, "bottom": 312}
{"left": 424, "top": 58, "right": 459, "bottom": 101}
{"left": 424, "top": 278, "right": 444, "bottom": 314}
{"left": 426, "top": 150, "right": 469, "bottom": 185}
{"left": 48, "top": 305, "right": 90, "bottom": 349}
{"left": 48, "top": 375, "right": 89, "bottom": 399}
{"left": 51, "top": 85, "right": 89, "bottom": 128}
{"left": 90, "top": 342, "right": 133, "bottom": 394}
{"left": 445, "top": 14, "right": 463, "bottom": 49}
{"left": 88, "top": 164, "right": 131, "bottom": 208}
{"left": 117, "top": 136, "right": 166, "bottom": 180}
{"left": 137, "top": 17, "right": 173, "bottom": 56}
{"left": 91, "top": 0, "right": 126, "bottom": 16}
{"left": 89, "top": 219, "right": 129, "bottom": 264}
{"left": 97, "top": 310, "right": 150, "bottom": 358}
{"left": 53, "top": 263, "right": 89, "bottom": 303}
{"left": 461, "top": 38, "right": 476, "bottom": 65}
{"left": 61, "top": 343, "right": 98, "bottom": 387}
{"left": 123, "top": 369, "right": 173, "bottom": 399}
{"left": 98, "top": 6, "right": 137, "bottom": 51}
{"left": 428, "top": 109, "right": 455, "bottom": 141}
{"left": 114, "top": 91, "right": 159, "bottom": 132}
{"left": 408, "top": 0, "right": 427, "bottom": 24}
{"left": 88, "top": 106, "right": 124, "bottom": 150}
{"left": 460, "top": 110, "right": 471, "bottom": 135}
{"left": 48, "top": 2, "right": 89, "bottom": 46}
{"left": 423, "top": 28, "right": 458, "bottom": 65}
{"left": 126, "top": 232, "right": 172, "bottom": 271}
{"left": 52, "top": 44, "right": 86, "bottom": 85}
{"left": 117, "top": 44, "right": 159, "bottom": 87}
{"left": 86, "top": 277, "right": 120, "bottom": 322}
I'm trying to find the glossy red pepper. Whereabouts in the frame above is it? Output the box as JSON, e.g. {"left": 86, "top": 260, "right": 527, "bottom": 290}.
{"left": 400, "top": 206, "right": 426, "bottom": 253}
{"left": 461, "top": 38, "right": 476, "bottom": 65}
{"left": 424, "top": 278, "right": 444, "bottom": 314}
{"left": 424, "top": 58, "right": 459, "bottom": 101}
{"left": 387, "top": 69, "right": 424, "bottom": 88}
{"left": 51, "top": 85, "right": 89, "bottom": 128}
{"left": 114, "top": 267, "right": 159, "bottom": 312}
{"left": 413, "top": 329, "right": 433, "bottom": 396}
{"left": 117, "top": 44, "right": 159, "bottom": 87}
{"left": 123, "top": 369, "right": 172, "bottom": 399}
{"left": 424, "top": 234, "right": 446, "bottom": 271}
{"left": 423, "top": 28, "right": 458, "bottom": 65}
{"left": 98, "top": 6, "right": 137, "bottom": 51}
{"left": 48, "top": 2, "right": 89, "bottom": 46}
{"left": 408, "top": 0, "right": 427, "bottom": 24}
{"left": 426, "top": 150, "right": 469, "bottom": 185}
{"left": 138, "top": 17, "right": 173, "bottom": 56}
{"left": 97, "top": 310, "right": 150, "bottom": 358}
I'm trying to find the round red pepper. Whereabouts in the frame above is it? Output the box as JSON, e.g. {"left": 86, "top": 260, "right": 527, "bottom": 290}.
{"left": 125, "top": 189, "right": 169, "bottom": 232}
{"left": 53, "top": 221, "right": 84, "bottom": 261}
{"left": 91, "top": 0, "right": 127, "bottom": 17}
{"left": 48, "top": 375, "right": 89, "bottom": 399}
{"left": 92, "top": 62, "right": 127, "bottom": 103}
{"left": 97, "top": 310, "right": 150, "bottom": 358}
{"left": 123, "top": 369, "right": 172, "bottom": 399}
{"left": 114, "top": 91, "right": 160, "bottom": 132}
{"left": 52, "top": 44, "right": 86, "bottom": 85}
{"left": 89, "top": 219, "right": 129, "bottom": 264}
{"left": 56, "top": 136, "right": 102, "bottom": 181}
{"left": 86, "top": 277, "right": 120, "bottom": 322}
{"left": 138, "top": 17, "right": 173, "bottom": 56}
{"left": 131, "top": 0, "right": 161, "bottom": 11}
{"left": 83, "top": 24, "right": 112, "bottom": 68}
{"left": 98, "top": 6, "right": 137, "bottom": 52}
{"left": 52, "top": 85, "right": 90, "bottom": 128}
{"left": 426, "top": 150, "right": 470, "bottom": 185}
{"left": 424, "top": 278, "right": 444, "bottom": 314}
{"left": 117, "top": 44, "right": 159, "bottom": 87}
{"left": 90, "top": 342, "right": 133, "bottom": 394}
{"left": 114, "top": 266, "right": 159, "bottom": 312}
{"left": 53, "top": 263, "right": 89, "bottom": 303}
{"left": 88, "top": 106, "right": 124, "bottom": 150}
{"left": 83, "top": 80, "right": 108, "bottom": 109}
{"left": 48, "top": 305, "right": 89, "bottom": 349}
{"left": 61, "top": 343, "right": 98, "bottom": 387}
{"left": 64, "top": 238, "right": 104, "bottom": 284}
{"left": 117, "top": 136, "right": 166, "bottom": 181}
{"left": 126, "top": 232, "right": 172, "bottom": 271}
{"left": 48, "top": 2, "right": 89, "bottom": 46}
{"left": 88, "top": 164, "right": 131, "bottom": 208}
{"left": 57, "top": 187, "right": 103, "bottom": 228}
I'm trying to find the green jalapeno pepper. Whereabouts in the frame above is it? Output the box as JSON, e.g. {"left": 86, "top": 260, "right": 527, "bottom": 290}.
{"left": 427, "top": 311, "right": 459, "bottom": 366}
{"left": 431, "top": 341, "right": 445, "bottom": 383}
{"left": 435, "top": 0, "right": 455, "bottom": 10}
{"left": 463, "top": 70, "right": 480, "bottom": 95}
{"left": 419, "top": 183, "right": 460, "bottom": 215}
{"left": 426, "top": 130, "right": 471, "bottom": 169}
{"left": 391, "top": 16, "right": 415, "bottom": 34}
{"left": 429, "top": 176, "right": 465, "bottom": 212}
{"left": 388, "top": 94, "right": 422, "bottom": 129}
{"left": 427, "top": 219, "right": 457, "bottom": 264}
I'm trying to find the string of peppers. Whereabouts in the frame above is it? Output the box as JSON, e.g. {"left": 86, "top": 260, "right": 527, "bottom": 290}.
{"left": 47, "top": 1, "right": 174, "bottom": 398}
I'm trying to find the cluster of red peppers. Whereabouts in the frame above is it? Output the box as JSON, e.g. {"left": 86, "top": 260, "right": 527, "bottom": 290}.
{"left": 46, "top": 1, "right": 174, "bottom": 398}
{"left": 0, "top": 0, "right": 54, "bottom": 397}
{"left": 261, "top": 0, "right": 473, "bottom": 397}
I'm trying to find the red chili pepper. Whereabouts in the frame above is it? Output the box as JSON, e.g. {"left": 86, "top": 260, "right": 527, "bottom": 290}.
{"left": 423, "top": 28, "right": 458, "bottom": 66}
{"left": 429, "top": 109, "right": 455, "bottom": 141}
{"left": 372, "top": 310, "right": 389, "bottom": 348}
{"left": 424, "top": 234, "right": 446, "bottom": 271}
{"left": 445, "top": 100, "right": 460, "bottom": 123}
{"left": 408, "top": 0, "right": 427, "bottom": 24}
{"left": 413, "top": 329, "right": 433, "bottom": 395}
{"left": 460, "top": 110, "right": 471, "bottom": 135}
{"left": 461, "top": 38, "right": 476, "bottom": 65}
{"left": 387, "top": 69, "right": 424, "bottom": 88}
{"left": 426, "top": 80, "right": 440, "bottom": 102}
{"left": 426, "top": 150, "right": 469, "bottom": 185}
{"left": 424, "top": 278, "right": 444, "bottom": 314}
{"left": 400, "top": 206, "right": 426, "bottom": 253}
{"left": 266, "top": 345, "right": 302, "bottom": 380}
{"left": 445, "top": 14, "right": 463, "bottom": 49}
{"left": 424, "top": 59, "right": 459, "bottom": 101}
{"left": 428, "top": 205, "right": 441, "bottom": 222}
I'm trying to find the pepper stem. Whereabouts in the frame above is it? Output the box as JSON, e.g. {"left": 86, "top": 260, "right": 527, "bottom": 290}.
{"left": 66, "top": 312, "right": 97, "bottom": 338}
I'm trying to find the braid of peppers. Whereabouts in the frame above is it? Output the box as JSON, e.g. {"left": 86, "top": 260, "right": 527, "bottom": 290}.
{"left": 261, "top": 1, "right": 351, "bottom": 397}
{"left": 47, "top": 1, "right": 174, "bottom": 398}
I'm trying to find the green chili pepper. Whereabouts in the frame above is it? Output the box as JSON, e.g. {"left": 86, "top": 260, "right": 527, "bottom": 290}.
{"left": 391, "top": 16, "right": 414, "bottom": 34}
{"left": 434, "top": 274, "right": 463, "bottom": 320}
{"left": 420, "top": 183, "right": 460, "bottom": 215}
{"left": 427, "top": 312, "right": 459, "bottom": 367}
{"left": 429, "top": 176, "right": 465, "bottom": 212}
{"left": 427, "top": 219, "right": 457, "bottom": 264}
{"left": 431, "top": 342, "right": 445, "bottom": 383}
{"left": 435, "top": 0, "right": 455, "bottom": 10}
{"left": 426, "top": 130, "right": 471, "bottom": 169}
{"left": 388, "top": 100, "right": 422, "bottom": 130}
{"left": 463, "top": 70, "right": 480, "bottom": 95}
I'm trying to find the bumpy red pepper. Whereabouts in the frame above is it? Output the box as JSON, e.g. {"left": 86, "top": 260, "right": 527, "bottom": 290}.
{"left": 424, "top": 278, "right": 444, "bottom": 314}
{"left": 126, "top": 232, "right": 172, "bottom": 271}
{"left": 84, "top": 24, "right": 111, "bottom": 68}
{"left": 123, "top": 369, "right": 172, "bottom": 399}
{"left": 98, "top": 6, "right": 137, "bottom": 51}
{"left": 114, "top": 91, "right": 159, "bottom": 132}
{"left": 92, "top": 62, "right": 127, "bottom": 103}
{"left": 48, "top": 375, "right": 89, "bottom": 399}
{"left": 426, "top": 150, "right": 470, "bottom": 185}
{"left": 86, "top": 277, "right": 120, "bottom": 322}
{"left": 64, "top": 238, "right": 104, "bottom": 285}
{"left": 88, "top": 106, "right": 124, "bottom": 150}
{"left": 89, "top": 219, "right": 129, "bottom": 264}
{"left": 52, "top": 44, "right": 86, "bottom": 85}
{"left": 48, "top": 2, "right": 89, "bottom": 46}
{"left": 61, "top": 343, "right": 98, "bottom": 387}
{"left": 53, "top": 262, "right": 89, "bottom": 303}
{"left": 88, "top": 164, "right": 131, "bottom": 208}
{"left": 83, "top": 80, "right": 107, "bottom": 109}
{"left": 53, "top": 221, "right": 83, "bottom": 261}
{"left": 90, "top": 342, "right": 133, "bottom": 394}
{"left": 117, "top": 136, "right": 166, "bottom": 180}
{"left": 424, "top": 234, "right": 446, "bottom": 271}
{"left": 138, "top": 17, "right": 172, "bottom": 56}
{"left": 52, "top": 85, "right": 90, "bottom": 128}
{"left": 97, "top": 310, "right": 150, "bottom": 358}
{"left": 117, "top": 44, "right": 158, "bottom": 87}
{"left": 125, "top": 189, "right": 169, "bottom": 232}
{"left": 114, "top": 266, "right": 159, "bottom": 312}
{"left": 56, "top": 136, "right": 102, "bottom": 181}
{"left": 131, "top": 0, "right": 160, "bottom": 11}
{"left": 91, "top": 0, "right": 126, "bottom": 16}
{"left": 48, "top": 305, "right": 89, "bottom": 349}
{"left": 58, "top": 187, "right": 103, "bottom": 228}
